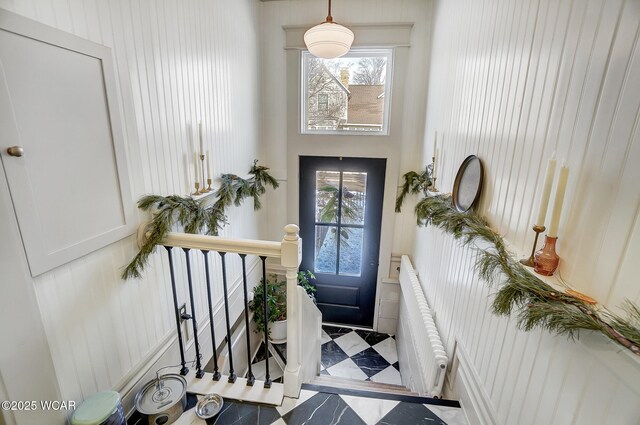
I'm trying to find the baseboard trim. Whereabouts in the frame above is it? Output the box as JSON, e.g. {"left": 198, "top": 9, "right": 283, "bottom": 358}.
{"left": 454, "top": 341, "right": 499, "bottom": 425}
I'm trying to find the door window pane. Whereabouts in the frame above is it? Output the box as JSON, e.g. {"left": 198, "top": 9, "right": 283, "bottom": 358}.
{"left": 339, "top": 227, "right": 363, "bottom": 276}
{"left": 315, "top": 171, "right": 340, "bottom": 223}
{"left": 314, "top": 225, "right": 337, "bottom": 273}
{"left": 341, "top": 172, "right": 366, "bottom": 225}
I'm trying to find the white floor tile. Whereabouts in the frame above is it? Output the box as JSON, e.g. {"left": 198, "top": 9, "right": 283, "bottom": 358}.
{"left": 320, "top": 329, "right": 332, "bottom": 345}
{"left": 334, "top": 331, "right": 369, "bottom": 356}
{"left": 275, "top": 389, "right": 317, "bottom": 416}
{"left": 369, "top": 365, "right": 402, "bottom": 386}
{"left": 326, "top": 358, "right": 369, "bottom": 380}
{"left": 270, "top": 418, "right": 287, "bottom": 425}
{"left": 372, "top": 337, "right": 398, "bottom": 364}
{"left": 426, "top": 405, "right": 468, "bottom": 425}
{"left": 339, "top": 394, "right": 399, "bottom": 425}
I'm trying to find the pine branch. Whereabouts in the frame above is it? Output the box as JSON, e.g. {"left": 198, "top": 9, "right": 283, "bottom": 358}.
{"left": 414, "top": 192, "right": 640, "bottom": 356}
{"left": 122, "top": 161, "right": 278, "bottom": 279}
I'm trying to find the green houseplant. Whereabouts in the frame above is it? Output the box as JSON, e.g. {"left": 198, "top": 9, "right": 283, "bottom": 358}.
{"left": 249, "top": 270, "right": 317, "bottom": 341}
{"left": 249, "top": 274, "right": 287, "bottom": 342}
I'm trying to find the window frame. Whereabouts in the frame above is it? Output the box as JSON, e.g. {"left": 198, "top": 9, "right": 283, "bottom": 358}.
{"left": 300, "top": 48, "right": 394, "bottom": 136}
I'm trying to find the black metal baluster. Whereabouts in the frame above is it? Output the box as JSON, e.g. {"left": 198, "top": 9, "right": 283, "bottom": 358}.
{"left": 219, "top": 252, "right": 236, "bottom": 383}
{"left": 183, "top": 248, "right": 204, "bottom": 378}
{"left": 260, "top": 255, "right": 271, "bottom": 388}
{"left": 165, "top": 247, "right": 189, "bottom": 376}
{"left": 239, "top": 254, "right": 255, "bottom": 386}
{"left": 202, "top": 250, "right": 221, "bottom": 381}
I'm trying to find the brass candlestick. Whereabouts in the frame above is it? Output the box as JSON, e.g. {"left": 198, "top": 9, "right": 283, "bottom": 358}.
{"left": 192, "top": 181, "right": 201, "bottom": 195}
{"left": 520, "top": 225, "right": 545, "bottom": 267}
{"left": 428, "top": 156, "right": 438, "bottom": 191}
{"left": 199, "top": 154, "right": 209, "bottom": 193}
{"left": 206, "top": 178, "right": 212, "bottom": 192}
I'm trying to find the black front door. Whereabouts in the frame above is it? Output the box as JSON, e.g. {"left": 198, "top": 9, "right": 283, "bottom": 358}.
{"left": 299, "top": 156, "right": 386, "bottom": 327}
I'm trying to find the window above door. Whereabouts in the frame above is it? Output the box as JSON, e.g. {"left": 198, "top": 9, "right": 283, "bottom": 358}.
{"left": 301, "top": 49, "right": 393, "bottom": 136}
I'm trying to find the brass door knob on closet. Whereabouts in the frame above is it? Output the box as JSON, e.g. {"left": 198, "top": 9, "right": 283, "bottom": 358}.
{"left": 6, "top": 146, "right": 24, "bottom": 157}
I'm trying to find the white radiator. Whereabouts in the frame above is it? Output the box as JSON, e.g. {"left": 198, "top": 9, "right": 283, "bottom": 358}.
{"left": 397, "top": 255, "right": 448, "bottom": 398}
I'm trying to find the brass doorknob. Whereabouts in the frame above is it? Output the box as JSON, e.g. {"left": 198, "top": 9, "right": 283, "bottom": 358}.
{"left": 6, "top": 146, "right": 24, "bottom": 157}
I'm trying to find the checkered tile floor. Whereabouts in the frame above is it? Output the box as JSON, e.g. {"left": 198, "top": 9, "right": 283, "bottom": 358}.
{"left": 320, "top": 325, "right": 402, "bottom": 386}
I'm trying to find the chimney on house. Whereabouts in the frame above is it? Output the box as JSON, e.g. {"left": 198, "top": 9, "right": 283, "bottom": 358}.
{"left": 340, "top": 68, "right": 350, "bottom": 89}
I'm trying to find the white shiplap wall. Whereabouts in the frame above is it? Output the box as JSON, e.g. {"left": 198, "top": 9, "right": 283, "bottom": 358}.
{"left": 0, "top": 0, "right": 264, "bottom": 408}
{"left": 416, "top": 0, "right": 640, "bottom": 423}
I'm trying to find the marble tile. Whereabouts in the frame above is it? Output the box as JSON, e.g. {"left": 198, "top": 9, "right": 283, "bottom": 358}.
{"left": 275, "top": 389, "right": 317, "bottom": 416}
{"left": 269, "top": 419, "right": 286, "bottom": 425}
{"left": 349, "top": 348, "right": 391, "bottom": 378}
{"left": 391, "top": 362, "right": 399, "bottom": 371}
{"left": 334, "top": 331, "right": 369, "bottom": 356}
{"left": 326, "top": 358, "right": 369, "bottom": 380}
{"left": 281, "top": 393, "right": 366, "bottom": 425}
{"left": 370, "top": 365, "right": 402, "bottom": 386}
{"left": 355, "top": 329, "right": 391, "bottom": 346}
{"left": 426, "top": 405, "right": 468, "bottom": 425}
{"left": 372, "top": 337, "right": 398, "bottom": 364}
{"left": 339, "top": 394, "right": 399, "bottom": 425}
{"left": 320, "top": 329, "right": 332, "bottom": 345}
{"left": 321, "top": 340, "right": 349, "bottom": 368}
{"left": 378, "top": 402, "right": 446, "bottom": 425}
{"left": 323, "top": 325, "right": 352, "bottom": 339}
{"left": 211, "top": 400, "right": 280, "bottom": 425}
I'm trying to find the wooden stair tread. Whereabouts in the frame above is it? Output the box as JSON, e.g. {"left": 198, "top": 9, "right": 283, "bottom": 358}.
{"left": 310, "top": 375, "right": 418, "bottom": 396}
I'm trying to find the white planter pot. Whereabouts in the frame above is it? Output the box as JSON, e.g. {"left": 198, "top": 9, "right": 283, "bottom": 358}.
{"left": 268, "top": 319, "right": 287, "bottom": 344}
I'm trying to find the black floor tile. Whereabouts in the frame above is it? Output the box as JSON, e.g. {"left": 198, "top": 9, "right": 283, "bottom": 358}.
{"left": 355, "top": 329, "right": 391, "bottom": 346}
{"left": 321, "top": 340, "right": 349, "bottom": 368}
{"left": 350, "top": 347, "right": 390, "bottom": 377}
{"left": 322, "top": 325, "right": 352, "bottom": 339}
{"left": 377, "top": 402, "right": 447, "bottom": 425}
{"left": 210, "top": 400, "right": 280, "bottom": 425}
{"left": 282, "top": 392, "right": 366, "bottom": 425}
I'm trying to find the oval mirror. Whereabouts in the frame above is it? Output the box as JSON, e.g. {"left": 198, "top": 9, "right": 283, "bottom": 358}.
{"left": 452, "top": 155, "right": 484, "bottom": 212}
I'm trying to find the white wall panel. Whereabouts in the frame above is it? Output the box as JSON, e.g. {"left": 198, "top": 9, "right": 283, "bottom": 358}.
{"left": 415, "top": 0, "right": 640, "bottom": 423}
{"left": 0, "top": 0, "right": 265, "bottom": 413}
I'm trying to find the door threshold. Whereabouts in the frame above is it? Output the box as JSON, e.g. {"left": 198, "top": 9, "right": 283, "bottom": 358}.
{"left": 321, "top": 322, "right": 374, "bottom": 332}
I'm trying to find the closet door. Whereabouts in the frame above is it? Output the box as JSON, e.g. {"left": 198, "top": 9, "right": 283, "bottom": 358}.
{"left": 0, "top": 10, "right": 134, "bottom": 276}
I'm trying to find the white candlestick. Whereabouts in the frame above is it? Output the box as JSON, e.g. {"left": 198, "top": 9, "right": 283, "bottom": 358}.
{"left": 193, "top": 152, "right": 200, "bottom": 183}
{"left": 206, "top": 150, "right": 211, "bottom": 179}
{"left": 535, "top": 156, "right": 557, "bottom": 226}
{"left": 198, "top": 122, "right": 204, "bottom": 155}
{"left": 547, "top": 164, "right": 569, "bottom": 238}
{"left": 433, "top": 148, "right": 439, "bottom": 179}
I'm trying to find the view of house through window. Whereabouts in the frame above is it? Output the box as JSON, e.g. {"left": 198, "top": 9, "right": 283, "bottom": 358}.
{"left": 302, "top": 49, "right": 393, "bottom": 134}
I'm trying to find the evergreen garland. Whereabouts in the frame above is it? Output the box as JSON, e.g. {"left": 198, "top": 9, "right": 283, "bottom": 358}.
{"left": 395, "top": 167, "right": 433, "bottom": 213}
{"left": 415, "top": 194, "right": 640, "bottom": 356}
{"left": 122, "top": 160, "right": 279, "bottom": 280}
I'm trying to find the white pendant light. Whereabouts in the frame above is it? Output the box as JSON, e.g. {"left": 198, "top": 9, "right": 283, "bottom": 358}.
{"left": 304, "top": 0, "right": 354, "bottom": 59}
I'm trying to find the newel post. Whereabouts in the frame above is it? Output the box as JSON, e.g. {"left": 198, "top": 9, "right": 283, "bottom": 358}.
{"left": 281, "top": 224, "right": 302, "bottom": 397}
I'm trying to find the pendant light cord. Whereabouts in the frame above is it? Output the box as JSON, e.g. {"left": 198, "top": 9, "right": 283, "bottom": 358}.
{"left": 326, "top": 0, "right": 333, "bottom": 22}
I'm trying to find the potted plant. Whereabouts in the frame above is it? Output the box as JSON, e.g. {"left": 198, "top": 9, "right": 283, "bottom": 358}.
{"left": 297, "top": 270, "right": 317, "bottom": 304}
{"left": 250, "top": 274, "right": 287, "bottom": 342}
{"left": 249, "top": 271, "right": 318, "bottom": 343}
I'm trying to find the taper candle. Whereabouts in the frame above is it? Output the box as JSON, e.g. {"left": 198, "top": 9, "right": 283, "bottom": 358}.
{"left": 193, "top": 152, "right": 199, "bottom": 183}
{"left": 206, "top": 150, "right": 211, "bottom": 178}
{"left": 198, "top": 122, "right": 204, "bottom": 155}
{"left": 547, "top": 164, "right": 569, "bottom": 238}
{"left": 535, "top": 156, "right": 557, "bottom": 226}
{"left": 433, "top": 148, "right": 439, "bottom": 179}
